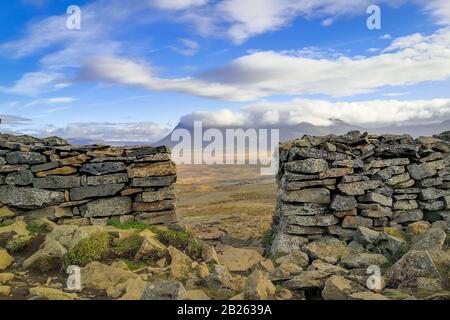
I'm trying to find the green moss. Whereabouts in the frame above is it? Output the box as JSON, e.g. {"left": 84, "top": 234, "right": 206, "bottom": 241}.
{"left": 382, "top": 290, "right": 411, "bottom": 300}
{"left": 107, "top": 219, "right": 202, "bottom": 259}
{"left": 6, "top": 236, "right": 32, "bottom": 253}
{"left": 261, "top": 229, "right": 273, "bottom": 248}
{"left": 33, "top": 256, "right": 64, "bottom": 272}
{"left": 0, "top": 221, "right": 13, "bottom": 228}
{"left": 26, "top": 222, "right": 51, "bottom": 234}
{"left": 112, "top": 234, "right": 144, "bottom": 259}
{"left": 63, "top": 232, "right": 110, "bottom": 268}
{"left": 120, "top": 259, "right": 146, "bottom": 271}
{"left": 156, "top": 229, "right": 202, "bottom": 259}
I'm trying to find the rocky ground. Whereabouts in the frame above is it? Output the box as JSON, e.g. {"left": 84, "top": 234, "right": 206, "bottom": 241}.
{"left": 0, "top": 211, "right": 449, "bottom": 300}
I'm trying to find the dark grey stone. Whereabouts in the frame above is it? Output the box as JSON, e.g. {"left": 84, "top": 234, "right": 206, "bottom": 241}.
{"left": 6, "top": 151, "right": 47, "bottom": 165}
{"left": 80, "top": 162, "right": 126, "bottom": 176}
{"left": 6, "top": 170, "right": 34, "bottom": 186}
{"left": 0, "top": 185, "right": 64, "bottom": 209}
{"left": 70, "top": 184, "right": 125, "bottom": 201}
{"left": 33, "top": 176, "right": 81, "bottom": 189}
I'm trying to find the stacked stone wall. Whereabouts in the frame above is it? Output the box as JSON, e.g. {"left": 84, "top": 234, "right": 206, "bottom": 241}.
{"left": 0, "top": 134, "right": 178, "bottom": 225}
{"left": 272, "top": 131, "right": 450, "bottom": 252}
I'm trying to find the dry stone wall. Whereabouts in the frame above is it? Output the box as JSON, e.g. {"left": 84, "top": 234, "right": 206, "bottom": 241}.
{"left": 0, "top": 134, "right": 178, "bottom": 225}
{"left": 272, "top": 131, "right": 450, "bottom": 254}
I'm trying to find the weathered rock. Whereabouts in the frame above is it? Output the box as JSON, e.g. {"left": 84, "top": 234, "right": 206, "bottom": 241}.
{"left": 126, "top": 146, "right": 171, "bottom": 158}
{"left": 80, "top": 162, "right": 126, "bottom": 176}
{"left": 29, "top": 287, "right": 78, "bottom": 300}
{"left": 6, "top": 152, "right": 46, "bottom": 165}
{"left": 201, "top": 244, "right": 219, "bottom": 264}
{"left": 78, "top": 197, "right": 132, "bottom": 217}
{"left": 81, "top": 261, "right": 137, "bottom": 290}
{"left": 283, "top": 270, "right": 331, "bottom": 290}
{"left": 342, "top": 216, "right": 373, "bottom": 229}
{"left": 141, "top": 280, "right": 186, "bottom": 300}
{"left": 282, "top": 178, "right": 336, "bottom": 191}
{"left": 168, "top": 246, "right": 193, "bottom": 280}
{"left": 270, "top": 233, "right": 308, "bottom": 256}
{"left": 137, "top": 187, "right": 176, "bottom": 202}
{"left": 359, "top": 192, "right": 393, "bottom": 207}
{"left": 284, "top": 159, "right": 328, "bottom": 174}
{"left": 127, "top": 161, "right": 176, "bottom": 178}
{"left": 275, "top": 250, "right": 310, "bottom": 268}
{"left": 70, "top": 184, "right": 125, "bottom": 201}
{"left": 407, "top": 221, "right": 432, "bottom": 234}
{"left": 186, "top": 290, "right": 210, "bottom": 300}
{"left": 0, "top": 250, "right": 14, "bottom": 271}
{"left": 0, "top": 206, "right": 15, "bottom": 219}
{"left": 410, "top": 228, "right": 446, "bottom": 251}
{"left": 393, "top": 200, "right": 418, "bottom": 210}
{"left": 331, "top": 195, "right": 357, "bottom": 211}
{"left": 35, "top": 166, "right": 77, "bottom": 177}
{"left": 206, "top": 264, "right": 234, "bottom": 290}
{"left": 386, "top": 173, "right": 411, "bottom": 186}
{"left": 218, "top": 246, "right": 264, "bottom": 272}
{"left": 270, "top": 263, "right": 303, "bottom": 280}
{"left": 354, "top": 226, "right": 381, "bottom": 246}
{"left": 319, "top": 168, "right": 354, "bottom": 179}
{"left": 420, "top": 188, "right": 450, "bottom": 201}
{"left": 321, "top": 275, "right": 364, "bottom": 300}
{"left": 349, "top": 292, "right": 389, "bottom": 300}
{"left": 373, "top": 166, "right": 406, "bottom": 180}
{"left": 86, "top": 173, "right": 128, "bottom": 186}
{"left": 385, "top": 250, "right": 441, "bottom": 287}
{"left": 133, "top": 200, "right": 176, "bottom": 212}
{"left": 407, "top": 160, "right": 446, "bottom": 180}
{"left": 0, "top": 186, "right": 64, "bottom": 209}
{"left": 33, "top": 176, "right": 81, "bottom": 189}
{"left": 393, "top": 209, "right": 423, "bottom": 224}
{"left": 337, "top": 181, "right": 381, "bottom": 196}
{"left": 6, "top": 170, "right": 33, "bottom": 186}
{"left": 286, "top": 215, "right": 339, "bottom": 227}
{"left": 244, "top": 270, "right": 276, "bottom": 300}
{"left": 23, "top": 238, "right": 67, "bottom": 271}
{"left": 30, "top": 161, "right": 61, "bottom": 173}
{"left": 131, "top": 175, "right": 177, "bottom": 187}
{"left": 135, "top": 229, "right": 167, "bottom": 260}
{"left": 280, "top": 188, "right": 330, "bottom": 204}
{"left": 341, "top": 253, "right": 388, "bottom": 269}
{"left": 359, "top": 203, "right": 392, "bottom": 218}
{"left": 303, "top": 237, "right": 348, "bottom": 264}
{"left": 0, "top": 273, "right": 14, "bottom": 285}
{"left": 118, "top": 278, "right": 148, "bottom": 300}
{"left": 370, "top": 158, "right": 410, "bottom": 168}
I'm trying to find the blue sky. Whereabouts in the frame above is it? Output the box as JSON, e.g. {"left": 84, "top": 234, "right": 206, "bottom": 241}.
{"left": 1, "top": 0, "right": 450, "bottom": 142}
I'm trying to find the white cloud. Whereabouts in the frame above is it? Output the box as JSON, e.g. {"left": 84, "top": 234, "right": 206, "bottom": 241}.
{"left": 24, "top": 97, "right": 76, "bottom": 107}
{"left": 0, "top": 114, "right": 32, "bottom": 125}
{"left": 171, "top": 38, "right": 200, "bottom": 56}
{"left": 41, "top": 121, "right": 171, "bottom": 143}
{"left": 0, "top": 72, "right": 66, "bottom": 96}
{"left": 81, "top": 29, "right": 450, "bottom": 100}
{"left": 184, "top": 0, "right": 406, "bottom": 44}
{"left": 149, "top": 0, "right": 208, "bottom": 10}
{"left": 420, "top": 0, "right": 450, "bottom": 25}
{"left": 379, "top": 34, "right": 391, "bottom": 40}
{"left": 179, "top": 98, "right": 450, "bottom": 127}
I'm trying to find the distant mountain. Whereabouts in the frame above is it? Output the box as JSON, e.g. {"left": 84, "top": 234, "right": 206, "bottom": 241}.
{"left": 63, "top": 119, "right": 449, "bottom": 147}
{"left": 156, "top": 118, "right": 450, "bottom": 148}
